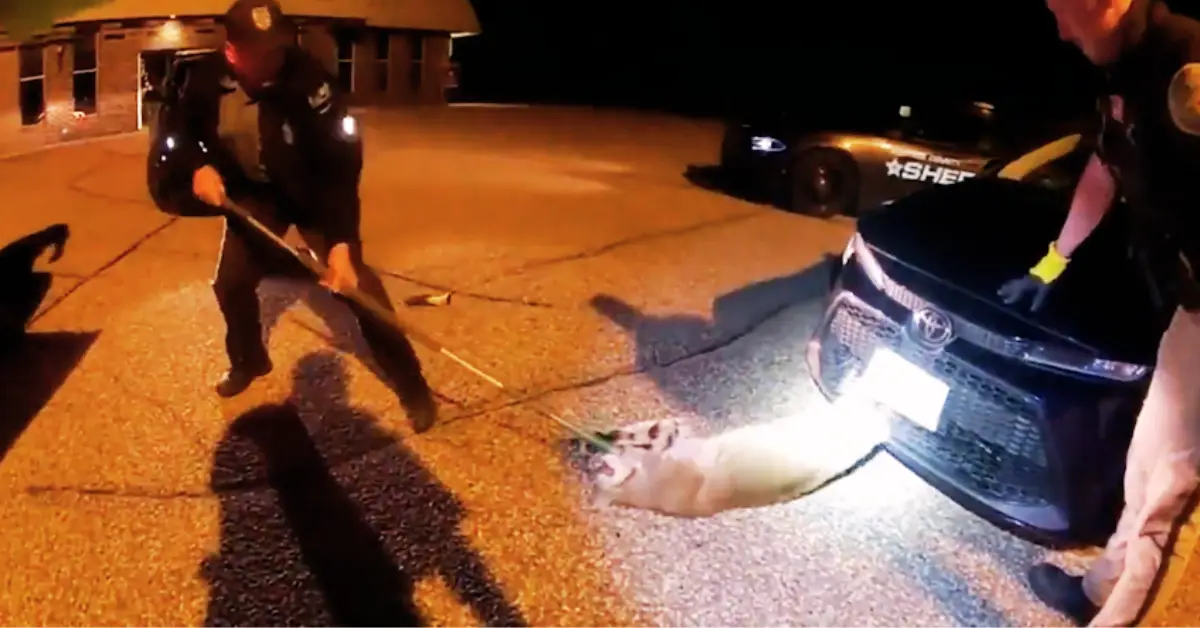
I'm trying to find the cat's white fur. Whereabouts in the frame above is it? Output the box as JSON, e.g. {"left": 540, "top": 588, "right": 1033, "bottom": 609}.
{"left": 593, "top": 402, "right": 886, "bottom": 517}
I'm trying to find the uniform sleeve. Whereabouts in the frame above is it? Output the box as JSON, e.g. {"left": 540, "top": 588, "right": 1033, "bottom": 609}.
{"left": 150, "top": 57, "right": 242, "bottom": 216}
{"left": 295, "top": 58, "right": 364, "bottom": 246}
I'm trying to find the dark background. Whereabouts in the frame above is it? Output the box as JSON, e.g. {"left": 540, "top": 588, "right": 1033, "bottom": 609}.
{"left": 453, "top": 0, "right": 1200, "bottom": 124}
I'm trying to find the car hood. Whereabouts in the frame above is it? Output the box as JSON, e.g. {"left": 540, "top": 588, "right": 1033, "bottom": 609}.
{"left": 857, "top": 177, "right": 1167, "bottom": 365}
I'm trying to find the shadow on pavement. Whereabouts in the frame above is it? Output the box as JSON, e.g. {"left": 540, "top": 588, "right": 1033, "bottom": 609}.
{"left": 0, "top": 223, "right": 69, "bottom": 347}
{"left": 683, "top": 164, "right": 783, "bottom": 209}
{"left": 0, "top": 223, "right": 97, "bottom": 463}
{"left": 211, "top": 215, "right": 444, "bottom": 416}
{"left": 202, "top": 351, "right": 525, "bottom": 627}
{"left": 590, "top": 257, "right": 833, "bottom": 394}
{"left": 0, "top": 331, "right": 100, "bottom": 463}
{"left": 258, "top": 279, "right": 449, "bottom": 414}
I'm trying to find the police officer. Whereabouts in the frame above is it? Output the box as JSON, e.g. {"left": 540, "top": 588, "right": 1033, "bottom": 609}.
{"left": 153, "top": 0, "right": 437, "bottom": 433}
{"left": 997, "top": 0, "right": 1200, "bottom": 624}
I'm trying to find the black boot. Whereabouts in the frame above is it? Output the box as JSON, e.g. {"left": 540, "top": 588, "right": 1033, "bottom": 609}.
{"left": 215, "top": 357, "right": 274, "bottom": 398}
{"left": 401, "top": 391, "right": 438, "bottom": 434}
{"left": 1027, "top": 563, "right": 1099, "bottom": 626}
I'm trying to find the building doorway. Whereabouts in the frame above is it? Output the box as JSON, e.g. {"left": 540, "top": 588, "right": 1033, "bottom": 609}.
{"left": 137, "top": 48, "right": 213, "bottom": 130}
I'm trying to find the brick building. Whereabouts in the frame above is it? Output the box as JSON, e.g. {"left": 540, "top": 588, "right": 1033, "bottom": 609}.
{"left": 0, "top": 0, "right": 479, "bottom": 154}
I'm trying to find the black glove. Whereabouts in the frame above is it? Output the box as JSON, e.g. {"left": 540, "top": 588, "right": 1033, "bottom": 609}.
{"left": 997, "top": 242, "right": 1070, "bottom": 313}
{"left": 997, "top": 273, "right": 1053, "bottom": 313}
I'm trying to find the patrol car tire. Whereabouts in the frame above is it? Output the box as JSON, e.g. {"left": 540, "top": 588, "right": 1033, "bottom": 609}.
{"left": 790, "top": 148, "right": 858, "bottom": 219}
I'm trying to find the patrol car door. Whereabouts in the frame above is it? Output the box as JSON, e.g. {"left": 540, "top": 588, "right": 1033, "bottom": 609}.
{"left": 849, "top": 133, "right": 990, "bottom": 210}
{"left": 868, "top": 105, "right": 995, "bottom": 206}
{"left": 876, "top": 143, "right": 991, "bottom": 203}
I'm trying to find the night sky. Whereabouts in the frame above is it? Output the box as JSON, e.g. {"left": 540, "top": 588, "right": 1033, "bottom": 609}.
{"left": 454, "top": 0, "right": 1200, "bottom": 122}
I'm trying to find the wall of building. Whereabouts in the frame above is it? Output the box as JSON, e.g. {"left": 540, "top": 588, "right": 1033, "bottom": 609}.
{"left": 0, "top": 19, "right": 452, "bottom": 155}
{"left": 323, "top": 25, "right": 451, "bottom": 107}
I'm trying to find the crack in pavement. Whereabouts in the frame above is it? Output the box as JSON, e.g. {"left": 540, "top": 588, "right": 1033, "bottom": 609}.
{"left": 31, "top": 217, "right": 180, "bottom": 325}
{"left": 65, "top": 149, "right": 162, "bottom": 208}
{"left": 376, "top": 269, "right": 556, "bottom": 308}
{"left": 435, "top": 296, "right": 801, "bottom": 429}
{"left": 472, "top": 210, "right": 762, "bottom": 286}
{"left": 112, "top": 373, "right": 219, "bottom": 455}
{"left": 22, "top": 484, "right": 214, "bottom": 501}
{"left": 398, "top": 210, "right": 764, "bottom": 290}
{"left": 368, "top": 210, "right": 763, "bottom": 310}
{"left": 16, "top": 204, "right": 780, "bottom": 502}
{"left": 18, "top": 296, "right": 801, "bottom": 503}
{"left": 281, "top": 314, "right": 467, "bottom": 409}
{"left": 29, "top": 149, "right": 178, "bottom": 323}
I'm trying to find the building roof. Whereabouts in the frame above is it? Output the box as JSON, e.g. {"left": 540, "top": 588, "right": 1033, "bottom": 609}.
{"left": 59, "top": 0, "right": 480, "bottom": 33}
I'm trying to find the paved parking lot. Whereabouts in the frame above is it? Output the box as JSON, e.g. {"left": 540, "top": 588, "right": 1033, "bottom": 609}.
{"left": 0, "top": 105, "right": 1194, "bottom": 626}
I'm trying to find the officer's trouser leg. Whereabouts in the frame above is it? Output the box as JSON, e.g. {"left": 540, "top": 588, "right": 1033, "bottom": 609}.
{"left": 1082, "top": 306, "right": 1200, "bottom": 627}
{"left": 212, "top": 201, "right": 289, "bottom": 372}
{"left": 300, "top": 231, "right": 436, "bottom": 429}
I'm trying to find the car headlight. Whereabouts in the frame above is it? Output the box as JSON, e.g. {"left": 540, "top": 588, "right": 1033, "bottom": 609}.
{"left": 750, "top": 136, "right": 786, "bottom": 153}
{"left": 1018, "top": 343, "right": 1150, "bottom": 382}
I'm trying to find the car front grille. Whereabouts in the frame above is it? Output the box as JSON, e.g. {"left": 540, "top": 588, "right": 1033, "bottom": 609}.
{"left": 876, "top": 257, "right": 1026, "bottom": 357}
{"left": 816, "top": 296, "right": 1056, "bottom": 508}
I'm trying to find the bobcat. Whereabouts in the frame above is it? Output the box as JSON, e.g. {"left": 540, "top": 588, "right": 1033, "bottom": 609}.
{"left": 587, "top": 404, "right": 886, "bottom": 518}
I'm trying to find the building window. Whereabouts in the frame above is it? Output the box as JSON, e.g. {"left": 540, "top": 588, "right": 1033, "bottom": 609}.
{"left": 73, "top": 31, "right": 99, "bottom": 115}
{"left": 375, "top": 30, "right": 389, "bottom": 92}
{"left": 18, "top": 45, "right": 45, "bottom": 126}
{"left": 335, "top": 29, "right": 354, "bottom": 92}
{"left": 410, "top": 33, "right": 424, "bottom": 91}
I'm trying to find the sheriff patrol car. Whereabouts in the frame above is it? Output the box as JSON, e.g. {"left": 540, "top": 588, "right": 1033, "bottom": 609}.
{"left": 711, "top": 100, "right": 1014, "bottom": 218}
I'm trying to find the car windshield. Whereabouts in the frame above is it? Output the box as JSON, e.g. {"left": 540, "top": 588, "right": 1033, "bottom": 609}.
{"left": 895, "top": 101, "right": 998, "bottom": 152}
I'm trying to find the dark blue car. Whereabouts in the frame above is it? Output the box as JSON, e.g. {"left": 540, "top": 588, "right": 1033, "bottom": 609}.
{"left": 806, "top": 133, "right": 1176, "bottom": 547}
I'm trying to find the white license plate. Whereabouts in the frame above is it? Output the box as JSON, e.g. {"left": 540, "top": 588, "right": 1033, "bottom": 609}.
{"left": 858, "top": 348, "right": 949, "bottom": 432}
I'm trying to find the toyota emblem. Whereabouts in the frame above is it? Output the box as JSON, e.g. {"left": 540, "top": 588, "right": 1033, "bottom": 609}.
{"left": 910, "top": 307, "right": 954, "bottom": 348}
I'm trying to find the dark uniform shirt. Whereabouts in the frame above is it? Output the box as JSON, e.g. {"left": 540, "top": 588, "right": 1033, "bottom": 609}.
{"left": 1096, "top": 0, "right": 1200, "bottom": 308}
{"left": 154, "top": 47, "right": 364, "bottom": 245}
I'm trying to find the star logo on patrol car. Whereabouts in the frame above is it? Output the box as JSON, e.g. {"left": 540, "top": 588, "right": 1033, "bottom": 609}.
{"left": 886, "top": 158, "right": 903, "bottom": 177}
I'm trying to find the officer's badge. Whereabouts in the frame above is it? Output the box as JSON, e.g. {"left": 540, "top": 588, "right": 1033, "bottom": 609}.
{"left": 251, "top": 6, "right": 272, "bottom": 31}
{"left": 1168, "top": 63, "right": 1200, "bottom": 136}
{"left": 308, "top": 82, "right": 332, "bottom": 112}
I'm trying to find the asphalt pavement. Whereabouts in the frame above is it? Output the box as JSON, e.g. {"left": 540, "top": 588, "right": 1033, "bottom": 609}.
{"left": 0, "top": 105, "right": 1195, "bottom": 626}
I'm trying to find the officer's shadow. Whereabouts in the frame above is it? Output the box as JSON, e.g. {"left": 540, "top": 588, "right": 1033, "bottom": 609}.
{"left": 251, "top": 246, "right": 451, "bottom": 408}
{"left": 259, "top": 276, "right": 377, "bottom": 364}
{"left": 203, "top": 351, "right": 525, "bottom": 627}
{"left": 587, "top": 259, "right": 834, "bottom": 422}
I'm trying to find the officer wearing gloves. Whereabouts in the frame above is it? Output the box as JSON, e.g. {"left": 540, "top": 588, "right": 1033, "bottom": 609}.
{"left": 150, "top": 0, "right": 437, "bottom": 433}
{"left": 998, "top": 0, "right": 1200, "bottom": 624}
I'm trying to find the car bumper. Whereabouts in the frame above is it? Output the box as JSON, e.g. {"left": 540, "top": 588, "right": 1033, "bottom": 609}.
{"left": 805, "top": 257, "right": 1137, "bottom": 547}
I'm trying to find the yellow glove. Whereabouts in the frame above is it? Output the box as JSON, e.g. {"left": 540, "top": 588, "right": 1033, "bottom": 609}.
{"left": 1029, "top": 241, "right": 1070, "bottom": 284}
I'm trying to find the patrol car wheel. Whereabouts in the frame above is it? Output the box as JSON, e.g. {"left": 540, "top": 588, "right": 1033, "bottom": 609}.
{"left": 790, "top": 148, "right": 858, "bottom": 218}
